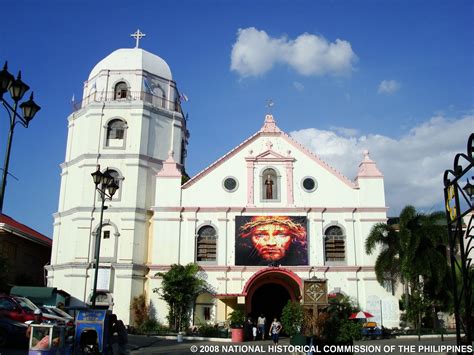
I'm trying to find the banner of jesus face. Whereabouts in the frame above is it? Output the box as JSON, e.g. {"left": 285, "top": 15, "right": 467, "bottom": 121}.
{"left": 235, "top": 216, "right": 308, "bottom": 266}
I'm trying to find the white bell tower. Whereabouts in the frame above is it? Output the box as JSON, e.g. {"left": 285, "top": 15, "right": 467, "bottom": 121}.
{"left": 48, "top": 32, "right": 188, "bottom": 322}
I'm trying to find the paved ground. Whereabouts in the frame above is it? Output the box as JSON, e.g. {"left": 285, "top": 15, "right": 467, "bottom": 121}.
{"left": 127, "top": 335, "right": 466, "bottom": 355}
{"left": 0, "top": 334, "right": 469, "bottom": 355}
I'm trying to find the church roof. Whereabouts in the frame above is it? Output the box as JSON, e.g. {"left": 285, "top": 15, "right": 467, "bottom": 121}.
{"left": 88, "top": 48, "right": 172, "bottom": 80}
{"left": 182, "top": 115, "right": 357, "bottom": 189}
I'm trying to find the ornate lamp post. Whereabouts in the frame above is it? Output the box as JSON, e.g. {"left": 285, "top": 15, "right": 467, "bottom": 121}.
{"left": 0, "top": 61, "right": 41, "bottom": 212}
{"left": 90, "top": 165, "right": 119, "bottom": 308}
{"left": 443, "top": 133, "right": 473, "bottom": 348}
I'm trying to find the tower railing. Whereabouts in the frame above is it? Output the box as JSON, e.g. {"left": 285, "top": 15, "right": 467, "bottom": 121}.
{"left": 72, "top": 91, "right": 183, "bottom": 115}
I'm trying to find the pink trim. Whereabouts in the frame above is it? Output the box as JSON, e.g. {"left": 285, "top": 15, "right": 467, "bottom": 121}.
{"left": 280, "top": 133, "right": 357, "bottom": 188}
{"left": 182, "top": 115, "right": 357, "bottom": 190}
{"left": 356, "top": 150, "right": 383, "bottom": 178}
{"left": 246, "top": 148, "right": 295, "bottom": 163}
{"left": 286, "top": 162, "right": 294, "bottom": 205}
{"left": 146, "top": 264, "right": 375, "bottom": 273}
{"left": 241, "top": 267, "right": 302, "bottom": 295}
{"left": 151, "top": 206, "right": 388, "bottom": 213}
{"left": 323, "top": 208, "right": 357, "bottom": 212}
{"left": 182, "top": 132, "right": 260, "bottom": 189}
{"left": 356, "top": 207, "right": 389, "bottom": 212}
{"left": 246, "top": 161, "right": 255, "bottom": 206}
{"left": 157, "top": 151, "right": 181, "bottom": 177}
{"left": 260, "top": 114, "right": 281, "bottom": 133}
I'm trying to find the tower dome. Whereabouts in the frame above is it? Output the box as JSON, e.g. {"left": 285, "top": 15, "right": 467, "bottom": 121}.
{"left": 88, "top": 48, "right": 172, "bottom": 80}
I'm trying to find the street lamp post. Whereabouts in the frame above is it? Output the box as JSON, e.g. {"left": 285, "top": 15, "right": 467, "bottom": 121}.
{"left": 0, "top": 61, "right": 41, "bottom": 213}
{"left": 91, "top": 165, "right": 119, "bottom": 308}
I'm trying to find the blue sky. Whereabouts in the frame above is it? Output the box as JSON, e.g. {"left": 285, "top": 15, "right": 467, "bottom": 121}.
{"left": 0, "top": 0, "right": 472, "bottom": 236}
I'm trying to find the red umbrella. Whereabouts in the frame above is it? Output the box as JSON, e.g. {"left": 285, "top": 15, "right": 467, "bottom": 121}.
{"left": 349, "top": 311, "right": 374, "bottom": 319}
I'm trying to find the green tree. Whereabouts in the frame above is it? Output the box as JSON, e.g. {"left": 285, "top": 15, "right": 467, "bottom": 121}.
{"left": 322, "top": 294, "right": 361, "bottom": 344}
{"left": 281, "top": 300, "right": 304, "bottom": 336}
{"left": 366, "top": 206, "right": 451, "bottom": 331}
{"left": 153, "top": 263, "right": 207, "bottom": 332}
{"left": 365, "top": 222, "right": 402, "bottom": 295}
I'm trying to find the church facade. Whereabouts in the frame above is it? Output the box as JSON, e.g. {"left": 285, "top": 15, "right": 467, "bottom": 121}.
{"left": 48, "top": 44, "right": 400, "bottom": 328}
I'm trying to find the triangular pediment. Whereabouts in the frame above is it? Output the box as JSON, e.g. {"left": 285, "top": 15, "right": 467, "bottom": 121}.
{"left": 183, "top": 115, "right": 357, "bottom": 189}
{"left": 253, "top": 149, "right": 288, "bottom": 161}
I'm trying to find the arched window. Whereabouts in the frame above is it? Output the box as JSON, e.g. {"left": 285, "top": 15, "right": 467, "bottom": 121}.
{"left": 105, "top": 169, "right": 121, "bottom": 187}
{"left": 324, "top": 226, "right": 345, "bottom": 263}
{"left": 262, "top": 168, "right": 278, "bottom": 200}
{"left": 196, "top": 226, "right": 217, "bottom": 262}
{"left": 102, "top": 168, "right": 123, "bottom": 200}
{"left": 105, "top": 119, "right": 126, "bottom": 148}
{"left": 114, "top": 81, "right": 128, "bottom": 100}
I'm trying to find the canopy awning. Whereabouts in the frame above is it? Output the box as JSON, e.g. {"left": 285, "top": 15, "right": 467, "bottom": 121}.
{"left": 10, "top": 286, "right": 70, "bottom": 306}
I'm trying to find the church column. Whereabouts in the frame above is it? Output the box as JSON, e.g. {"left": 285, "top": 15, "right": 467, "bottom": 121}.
{"left": 286, "top": 161, "right": 294, "bottom": 206}
{"left": 246, "top": 161, "right": 255, "bottom": 207}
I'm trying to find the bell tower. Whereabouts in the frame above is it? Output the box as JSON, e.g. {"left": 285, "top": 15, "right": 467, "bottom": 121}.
{"left": 48, "top": 33, "right": 188, "bottom": 322}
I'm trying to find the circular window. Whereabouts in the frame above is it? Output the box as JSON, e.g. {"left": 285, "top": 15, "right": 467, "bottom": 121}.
{"left": 223, "top": 177, "right": 238, "bottom": 192}
{"left": 302, "top": 177, "right": 317, "bottom": 192}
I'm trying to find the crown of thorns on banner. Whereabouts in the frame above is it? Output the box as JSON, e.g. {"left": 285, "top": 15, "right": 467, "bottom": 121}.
{"left": 239, "top": 216, "right": 307, "bottom": 247}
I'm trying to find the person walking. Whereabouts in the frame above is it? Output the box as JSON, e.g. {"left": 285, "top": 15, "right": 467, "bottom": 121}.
{"left": 257, "top": 314, "right": 266, "bottom": 340}
{"left": 269, "top": 317, "right": 282, "bottom": 345}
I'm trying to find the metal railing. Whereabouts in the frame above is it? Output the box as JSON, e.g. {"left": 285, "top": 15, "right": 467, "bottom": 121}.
{"left": 72, "top": 91, "right": 183, "bottom": 115}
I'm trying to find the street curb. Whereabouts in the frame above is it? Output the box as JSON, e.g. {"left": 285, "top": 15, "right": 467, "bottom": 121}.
{"left": 138, "top": 335, "right": 232, "bottom": 342}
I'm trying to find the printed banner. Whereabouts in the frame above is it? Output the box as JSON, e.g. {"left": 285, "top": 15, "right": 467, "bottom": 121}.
{"left": 235, "top": 216, "right": 308, "bottom": 266}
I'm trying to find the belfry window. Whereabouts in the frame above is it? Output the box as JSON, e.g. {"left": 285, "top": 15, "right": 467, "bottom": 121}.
{"left": 262, "top": 168, "right": 278, "bottom": 200}
{"left": 114, "top": 82, "right": 128, "bottom": 100}
{"left": 107, "top": 119, "right": 125, "bottom": 139}
{"left": 324, "top": 226, "right": 346, "bottom": 262}
{"left": 106, "top": 119, "right": 126, "bottom": 148}
{"left": 196, "top": 226, "right": 217, "bottom": 262}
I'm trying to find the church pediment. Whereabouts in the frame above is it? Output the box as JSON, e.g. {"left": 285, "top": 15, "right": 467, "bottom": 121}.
{"left": 247, "top": 145, "right": 295, "bottom": 163}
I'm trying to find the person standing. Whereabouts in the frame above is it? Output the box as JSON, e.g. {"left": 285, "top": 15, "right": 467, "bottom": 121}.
{"left": 269, "top": 317, "right": 282, "bottom": 345}
{"left": 257, "top": 314, "right": 266, "bottom": 340}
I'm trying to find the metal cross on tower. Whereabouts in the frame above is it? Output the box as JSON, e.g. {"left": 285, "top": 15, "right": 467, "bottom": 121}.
{"left": 266, "top": 99, "right": 274, "bottom": 113}
{"left": 131, "top": 29, "right": 146, "bottom": 48}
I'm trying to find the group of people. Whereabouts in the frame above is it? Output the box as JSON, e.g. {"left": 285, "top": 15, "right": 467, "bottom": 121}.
{"left": 245, "top": 314, "right": 282, "bottom": 344}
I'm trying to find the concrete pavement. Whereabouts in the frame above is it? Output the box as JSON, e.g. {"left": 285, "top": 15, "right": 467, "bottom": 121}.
{"left": 128, "top": 334, "right": 468, "bottom": 355}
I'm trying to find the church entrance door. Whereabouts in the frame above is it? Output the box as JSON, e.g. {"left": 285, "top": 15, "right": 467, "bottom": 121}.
{"left": 250, "top": 283, "right": 290, "bottom": 323}
{"left": 242, "top": 267, "right": 302, "bottom": 332}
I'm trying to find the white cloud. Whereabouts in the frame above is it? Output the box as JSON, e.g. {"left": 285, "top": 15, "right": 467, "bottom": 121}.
{"left": 290, "top": 115, "right": 474, "bottom": 215}
{"left": 329, "top": 126, "right": 359, "bottom": 137}
{"left": 231, "top": 27, "right": 357, "bottom": 78}
{"left": 293, "top": 81, "right": 305, "bottom": 91}
{"left": 378, "top": 80, "right": 401, "bottom": 94}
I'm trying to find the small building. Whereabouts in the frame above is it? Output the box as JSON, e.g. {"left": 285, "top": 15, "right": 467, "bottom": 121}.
{"left": 0, "top": 213, "right": 52, "bottom": 291}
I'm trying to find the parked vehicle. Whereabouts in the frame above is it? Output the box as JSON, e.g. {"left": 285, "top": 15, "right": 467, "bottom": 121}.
{"left": 0, "top": 315, "right": 28, "bottom": 347}
{"left": 42, "top": 307, "right": 73, "bottom": 321}
{"left": 0, "top": 295, "right": 39, "bottom": 323}
{"left": 40, "top": 307, "right": 73, "bottom": 323}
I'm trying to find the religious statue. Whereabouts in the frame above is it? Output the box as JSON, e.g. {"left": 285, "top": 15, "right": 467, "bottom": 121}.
{"left": 265, "top": 175, "right": 274, "bottom": 199}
